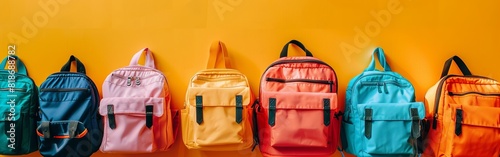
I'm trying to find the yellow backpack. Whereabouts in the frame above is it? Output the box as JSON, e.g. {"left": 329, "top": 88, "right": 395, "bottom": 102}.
{"left": 181, "top": 41, "right": 255, "bottom": 151}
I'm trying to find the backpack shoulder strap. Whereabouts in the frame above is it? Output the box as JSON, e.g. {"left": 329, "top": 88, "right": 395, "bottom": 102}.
{"left": 280, "top": 40, "right": 313, "bottom": 58}
{"left": 440, "top": 55, "right": 472, "bottom": 78}
{"left": 130, "top": 48, "right": 156, "bottom": 69}
{"left": 0, "top": 55, "right": 28, "bottom": 75}
{"left": 60, "top": 55, "right": 86, "bottom": 74}
{"left": 207, "top": 41, "right": 231, "bottom": 69}
{"left": 364, "top": 47, "right": 391, "bottom": 72}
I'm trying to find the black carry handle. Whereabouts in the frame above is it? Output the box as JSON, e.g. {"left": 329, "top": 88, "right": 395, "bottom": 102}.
{"left": 61, "top": 55, "right": 86, "bottom": 74}
{"left": 440, "top": 55, "right": 472, "bottom": 78}
{"left": 280, "top": 40, "right": 313, "bottom": 58}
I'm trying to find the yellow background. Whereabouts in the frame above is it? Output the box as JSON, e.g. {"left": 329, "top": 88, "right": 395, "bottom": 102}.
{"left": 1, "top": 0, "right": 500, "bottom": 157}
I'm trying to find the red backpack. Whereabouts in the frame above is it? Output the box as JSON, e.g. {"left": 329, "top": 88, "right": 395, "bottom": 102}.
{"left": 255, "top": 40, "right": 342, "bottom": 156}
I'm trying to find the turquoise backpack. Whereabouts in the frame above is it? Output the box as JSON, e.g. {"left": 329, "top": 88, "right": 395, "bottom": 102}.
{"left": 0, "top": 55, "right": 39, "bottom": 155}
{"left": 341, "top": 48, "right": 425, "bottom": 157}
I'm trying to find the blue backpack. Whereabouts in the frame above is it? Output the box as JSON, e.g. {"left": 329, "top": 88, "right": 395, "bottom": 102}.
{"left": 341, "top": 48, "right": 425, "bottom": 157}
{"left": 37, "top": 55, "right": 102, "bottom": 157}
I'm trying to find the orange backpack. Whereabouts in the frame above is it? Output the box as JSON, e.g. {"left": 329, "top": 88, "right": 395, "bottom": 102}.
{"left": 423, "top": 56, "right": 500, "bottom": 157}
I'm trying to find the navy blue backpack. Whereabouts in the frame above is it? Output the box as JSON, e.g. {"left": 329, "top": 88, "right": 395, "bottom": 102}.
{"left": 37, "top": 55, "right": 102, "bottom": 157}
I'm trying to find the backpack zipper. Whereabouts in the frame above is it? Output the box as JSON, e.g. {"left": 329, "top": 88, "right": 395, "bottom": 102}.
{"left": 51, "top": 71, "right": 101, "bottom": 131}
{"left": 40, "top": 88, "right": 89, "bottom": 92}
{"left": 0, "top": 88, "right": 27, "bottom": 92}
{"left": 360, "top": 81, "right": 405, "bottom": 94}
{"left": 348, "top": 73, "right": 412, "bottom": 122}
{"left": 195, "top": 75, "right": 244, "bottom": 82}
{"left": 448, "top": 91, "right": 500, "bottom": 96}
{"left": 111, "top": 73, "right": 156, "bottom": 86}
{"left": 432, "top": 75, "right": 496, "bottom": 129}
{"left": 351, "top": 74, "right": 411, "bottom": 99}
{"left": 261, "top": 59, "right": 338, "bottom": 93}
{"left": 258, "top": 59, "right": 339, "bottom": 126}
{"left": 266, "top": 77, "right": 334, "bottom": 92}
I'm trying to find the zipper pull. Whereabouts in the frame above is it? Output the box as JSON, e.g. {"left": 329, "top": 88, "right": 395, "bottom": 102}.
{"left": 383, "top": 82, "right": 388, "bottom": 94}
{"left": 135, "top": 77, "right": 141, "bottom": 85}
{"left": 127, "top": 77, "right": 132, "bottom": 86}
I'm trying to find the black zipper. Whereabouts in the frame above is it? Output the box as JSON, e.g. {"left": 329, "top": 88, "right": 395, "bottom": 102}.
{"left": 432, "top": 75, "right": 496, "bottom": 129}
{"left": 266, "top": 77, "right": 334, "bottom": 92}
{"left": 258, "top": 58, "right": 338, "bottom": 123}
{"left": 40, "top": 88, "right": 89, "bottom": 92}
{"left": 448, "top": 91, "right": 500, "bottom": 96}
{"left": 0, "top": 88, "right": 27, "bottom": 92}
{"left": 261, "top": 59, "right": 338, "bottom": 93}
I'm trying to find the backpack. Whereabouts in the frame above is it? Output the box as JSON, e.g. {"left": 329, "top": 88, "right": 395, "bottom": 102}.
{"left": 37, "top": 55, "right": 103, "bottom": 157}
{"left": 422, "top": 56, "right": 500, "bottom": 157}
{"left": 99, "top": 48, "right": 178, "bottom": 153}
{"left": 256, "top": 40, "right": 341, "bottom": 156}
{"left": 181, "top": 41, "right": 255, "bottom": 151}
{"left": 342, "top": 47, "right": 425, "bottom": 157}
{"left": 0, "top": 55, "right": 39, "bottom": 155}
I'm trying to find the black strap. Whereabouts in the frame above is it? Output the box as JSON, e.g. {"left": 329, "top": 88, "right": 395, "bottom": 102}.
{"left": 68, "top": 121, "right": 78, "bottom": 138}
{"left": 196, "top": 96, "right": 203, "bottom": 125}
{"left": 235, "top": 95, "right": 243, "bottom": 124}
{"left": 107, "top": 105, "right": 116, "bottom": 129}
{"left": 411, "top": 137, "right": 418, "bottom": 157}
{"left": 421, "top": 119, "right": 430, "bottom": 139}
{"left": 410, "top": 108, "right": 421, "bottom": 138}
{"left": 323, "top": 99, "right": 331, "bottom": 126}
{"left": 280, "top": 40, "right": 313, "bottom": 58}
{"left": 145, "top": 105, "right": 153, "bottom": 128}
{"left": 40, "top": 121, "right": 51, "bottom": 138}
{"left": 417, "top": 119, "right": 429, "bottom": 154}
{"left": 364, "top": 109, "right": 373, "bottom": 139}
{"left": 268, "top": 98, "right": 276, "bottom": 126}
{"left": 455, "top": 109, "right": 463, "bottom": 136}
{"left": 251, "top": 100, "right": 260, "bottom": 151}
{"left": 340, "top": 123, "right": 348, "bottom": 150}
{"left": 440, "top": 55, "right": 472, "bottom": 78}
{"left": 409, "top": 108, "right": 422, "bottom": 156}
{"left": 60, "top": 55, "right": 86, "bottom": 74}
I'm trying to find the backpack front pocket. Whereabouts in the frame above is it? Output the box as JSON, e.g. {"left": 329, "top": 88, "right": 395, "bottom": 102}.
{"left": 184, "top": 87, "right": 252, "bottom": 149}
{"left": 99, "top": 97, "right": 165, "bottom": 153}
{"left": 356, "top": 102, "right": 424, "bottom": 155}
{"left": 36, "top": 120, "right": 93, "bottom": 157}
{"left": 447, "top": 103, "right": 500, "bottom": 156}
{"left": 261, "top": 91, "right": 338, "bottom": 148}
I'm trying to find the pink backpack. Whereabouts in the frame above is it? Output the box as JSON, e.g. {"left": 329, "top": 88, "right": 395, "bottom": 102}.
{"left": 99, "top": 48, "right": 178, "bottom": 153}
